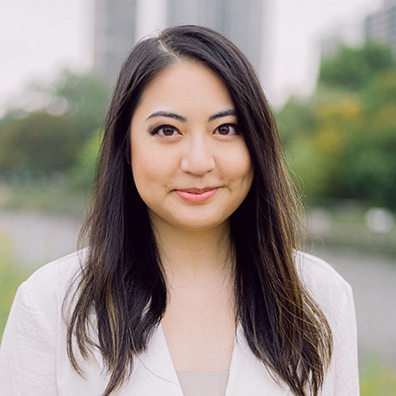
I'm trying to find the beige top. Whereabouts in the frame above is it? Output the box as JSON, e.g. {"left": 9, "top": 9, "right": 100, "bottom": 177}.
{"left": 177, "top": 370, "right": 230, "bottom": 396}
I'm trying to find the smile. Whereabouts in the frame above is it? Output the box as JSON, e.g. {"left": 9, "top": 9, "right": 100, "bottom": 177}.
{"left": 174, "top": 188, "right": 219, "bottom": 203}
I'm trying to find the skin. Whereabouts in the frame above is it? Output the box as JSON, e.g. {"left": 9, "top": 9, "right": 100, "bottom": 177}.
{"left": 130, "top": 60, "right": 254, "bottom": 371}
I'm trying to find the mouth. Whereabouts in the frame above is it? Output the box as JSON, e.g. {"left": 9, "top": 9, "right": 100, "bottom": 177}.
{"left": 174, "top": 187, "right": 219, "bottom": 203}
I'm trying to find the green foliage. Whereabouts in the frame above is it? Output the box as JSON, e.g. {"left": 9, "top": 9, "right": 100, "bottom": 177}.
{"left": 68, "top": 130, "right": 102, "bottom": 191}
{"left": 276, "top": 96, "right": 317, "bottom": 143}
{"left": 0, "top": 69, "right": 110, "bottom": 177}
{"left": 0, "top": 185, "right": 86, "bottom": 215}
{"left": 0, "top": 112, "right": 82, "bottom": 172}
{"left": 277, "top": 42, "right": 396, "bottom": 209}
{"left": 364, "top": 68, "right": 396, "bottom": 109}
{"left": 0, "top": 234, "right": 30, "bottom": 341}
{"left": 360, "top": 358, "right": 396, "bottom": 396}
{"left": 50, "top": 69, "right": 110, "bottom": 140}
{"left": 319, "top": 41, "right": 395, "bottom": 91}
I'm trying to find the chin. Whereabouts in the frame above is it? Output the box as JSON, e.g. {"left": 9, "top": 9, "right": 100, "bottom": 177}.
{"left": 173, "top": 219, "right": 229, "bottom": 233}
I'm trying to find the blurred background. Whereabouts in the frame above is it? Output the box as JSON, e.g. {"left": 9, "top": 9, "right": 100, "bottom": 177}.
{"left": 0, "top": 0, "right": 395, "bottom": 393}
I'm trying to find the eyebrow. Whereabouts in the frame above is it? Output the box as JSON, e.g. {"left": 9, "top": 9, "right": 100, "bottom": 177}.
{"left": 208, "top": 109, "right": 237, "bottom": 121}
{"left": 146, "top": 109, "right": 237, "bottom": 123}
{"left": 146, "top": 111, "right": 187, "bottom": 122}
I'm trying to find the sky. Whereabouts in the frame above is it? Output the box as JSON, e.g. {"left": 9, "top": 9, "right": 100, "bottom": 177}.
{"left": 0, "top": 0, "right": 384, "bottom": 114}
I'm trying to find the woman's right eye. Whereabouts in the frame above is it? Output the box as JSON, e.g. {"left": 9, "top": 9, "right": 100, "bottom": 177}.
{"left": 152, "top": 125, "right": 179, "bottom": 136}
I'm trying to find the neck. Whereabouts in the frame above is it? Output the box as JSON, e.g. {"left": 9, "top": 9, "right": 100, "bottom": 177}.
{"left": 150, "top": 216, "right": 234, "bottom": 284}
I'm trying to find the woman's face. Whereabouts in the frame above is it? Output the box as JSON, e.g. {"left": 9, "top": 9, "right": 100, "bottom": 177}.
{"left": 130, "top": 60, "right": 254, "bottom": 233}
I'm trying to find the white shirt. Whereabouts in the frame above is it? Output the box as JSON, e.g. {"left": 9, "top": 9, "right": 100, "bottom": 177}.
{"left": 0, "top": 250, "right": 359, "bottom": 395}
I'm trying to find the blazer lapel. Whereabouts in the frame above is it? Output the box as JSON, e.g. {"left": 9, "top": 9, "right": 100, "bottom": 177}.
{"left": 123, "top": 323, "right": 292, "bottom": 395}
{"left": 124, "top": 324, "right": 184, "bottom": 396}
{"left": 225, "top": 325, "right": 292, "bottom": 396}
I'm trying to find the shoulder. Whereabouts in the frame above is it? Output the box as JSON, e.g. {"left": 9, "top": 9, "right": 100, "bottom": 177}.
{"left": 21, "top": 249, "right": 85, "bottom": 300}
{"left": 294, "top": 252, "right": 359, "bottom": 393}
{"left": 23, "top": 249, "right": 84, "bottom": 288}
{"left": 294, "top": 250, "right": 351, "bottom": 291}
{"left": 0, "top": 250, "right": 91, "bottom": 394}
{"left": 294, "top": 251, "right": 354, "bottom": 319}
{"left": 13, "top": 250, "right": 86, "bottom": 332}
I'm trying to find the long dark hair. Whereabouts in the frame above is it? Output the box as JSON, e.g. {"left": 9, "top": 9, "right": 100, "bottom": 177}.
{"left": 66, "top": 25, "right": 332, "bottom": 396}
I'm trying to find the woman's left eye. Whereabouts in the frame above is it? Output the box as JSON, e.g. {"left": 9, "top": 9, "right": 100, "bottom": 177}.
{"left": 214, "top": 124, "right": 238, "bottom": 136}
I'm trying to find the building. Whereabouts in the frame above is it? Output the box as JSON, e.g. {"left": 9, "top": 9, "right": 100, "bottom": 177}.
{"left": 166, "top": 0, "right": 266, "bottom": 81}
{"left": 93, "top": 0, "right": 267, "bottom": 86}
{"left": 93, "top": 0, "right": 139, "bottom": 84}
{"left": 320, "top": 21, "right": 365, "bottom": 59}
{"left": 319, "top": 1, "right": 396, "bottom": 60}
{"left": 364, "top": 0, "right": 396, "bottom": 55}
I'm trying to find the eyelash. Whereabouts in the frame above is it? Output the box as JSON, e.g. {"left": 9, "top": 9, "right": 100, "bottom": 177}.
{"left": 150, "top": 125, "right": 179, "bottom": 136}
{"left": 151, "top": 123, "right": 239, "bottom": 137}
{"left": 214, "top": 124, "right": 239, "bottom": 136}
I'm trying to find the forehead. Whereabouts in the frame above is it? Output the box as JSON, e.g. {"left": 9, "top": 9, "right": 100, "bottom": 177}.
{"left": 135, "top": 60, "right": 234, "bottom": 115}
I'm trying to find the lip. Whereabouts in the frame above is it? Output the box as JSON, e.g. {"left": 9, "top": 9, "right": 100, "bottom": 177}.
{"left": 174, "top": 187, "right": 219, "bottom": 203}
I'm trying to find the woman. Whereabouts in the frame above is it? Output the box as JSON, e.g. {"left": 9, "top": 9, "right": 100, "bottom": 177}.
{"left": 0, "top": 25, "right": 359, "bottom": 396}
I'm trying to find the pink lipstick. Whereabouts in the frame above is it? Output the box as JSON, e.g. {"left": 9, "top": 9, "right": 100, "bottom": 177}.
{"left": 174, "top": 188, "right": 218, "bottom": 203}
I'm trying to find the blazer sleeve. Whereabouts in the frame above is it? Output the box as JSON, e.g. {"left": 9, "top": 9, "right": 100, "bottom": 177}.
{"left": 298, "top": 252, "right": 360, "bottom": 395}
{"left": 0, "top": 281, "right": 58, "bottom": 396}
{"left": 327, "top": 279, "right": 360, "bottom": 395}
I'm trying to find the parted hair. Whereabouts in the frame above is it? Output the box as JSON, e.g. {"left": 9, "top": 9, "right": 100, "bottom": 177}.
{"left": 66, "top": 25, "right": 332, "bottom": 396}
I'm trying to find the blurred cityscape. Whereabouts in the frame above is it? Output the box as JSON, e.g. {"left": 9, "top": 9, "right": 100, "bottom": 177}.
{"left": 94, "top": 0, "right": 267, "bottom": 85}
{"left": 1, "top": 0, "right": 396, "bottom": 393}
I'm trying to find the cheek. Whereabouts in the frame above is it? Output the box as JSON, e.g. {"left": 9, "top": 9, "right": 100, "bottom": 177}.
{"left": 131, "top": 145, "right": 175, "bottom": 199}
{"left": 131, "top": 145, "right": 151, "bottom": 196}
{"left": 235, "top": 152, "right": 254, "bottom": 201}
{"left": 241, "top": 162, "right": 254, "bottom": 195}
{"left": 225, "top": 146, "right": 254, "bottom": 185}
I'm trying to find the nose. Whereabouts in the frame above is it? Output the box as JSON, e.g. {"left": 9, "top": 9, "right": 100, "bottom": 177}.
{"left": 180, "top": 133, "right": 215, "bottom": 175}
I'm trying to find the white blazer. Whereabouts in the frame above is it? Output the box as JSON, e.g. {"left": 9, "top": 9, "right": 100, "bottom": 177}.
{"left": 0, "top": 251, "right": 359, "bottom": 395}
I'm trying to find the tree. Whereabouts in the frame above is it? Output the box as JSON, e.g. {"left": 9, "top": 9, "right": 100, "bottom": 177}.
{"left": 318, "top": 42, "right": 395, "bottom": 92}
{"left": 277, "top": 43, "right": 396, "bottom": 209}
{"left": 0, "top": 112, "right": 82, "bottom": 173}
{"left": 49, "top": 69, "right": 110, "bottom": 139}
{"left": 68, "top": 130, "right": 102, "bottom": 191}
{"left": 0, "top": 69, "right": 110, "bottom": 175}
